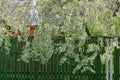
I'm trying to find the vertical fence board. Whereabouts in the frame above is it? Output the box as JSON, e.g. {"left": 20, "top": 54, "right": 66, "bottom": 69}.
{"left": 114, "top": 47, "right": 119, "bottom": 80}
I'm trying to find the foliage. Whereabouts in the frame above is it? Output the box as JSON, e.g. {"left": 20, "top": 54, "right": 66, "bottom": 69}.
{"left": 0, "top": 20, "right": 11, "bottom": 54}
{"left": 21, "top": 25, "right": 54, "bottom": 64}
{"left": 0, "top": 0, "right": 120, "bottom": 73}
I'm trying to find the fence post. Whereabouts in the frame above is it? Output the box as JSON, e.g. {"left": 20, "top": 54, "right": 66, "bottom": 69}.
{"left": 95, "top": 54, "right": 101, "bottom": 80}
{"left": 114, "top": 47, "right": 119, "bottom": 80}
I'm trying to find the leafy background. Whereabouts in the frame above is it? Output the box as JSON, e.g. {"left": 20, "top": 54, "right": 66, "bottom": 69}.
{"left": 0, "top": 0, "right": 120, "bottom": 73}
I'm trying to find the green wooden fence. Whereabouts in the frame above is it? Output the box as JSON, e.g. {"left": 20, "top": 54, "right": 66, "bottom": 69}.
{"left": 0, "top": 38, "right": 119, "bottom": 80}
